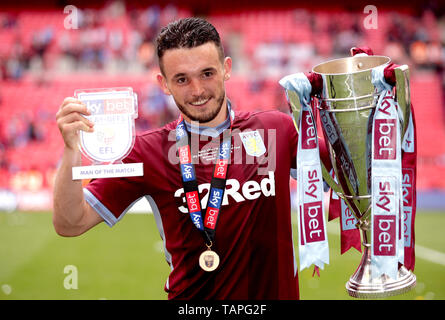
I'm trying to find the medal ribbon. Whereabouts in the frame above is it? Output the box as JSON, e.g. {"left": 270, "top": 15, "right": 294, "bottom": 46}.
{"left": 175, "top": 105, "right": 233, "bottom": 247}
{"left": 370, "top": 66, "right": 404, "bottom": 280}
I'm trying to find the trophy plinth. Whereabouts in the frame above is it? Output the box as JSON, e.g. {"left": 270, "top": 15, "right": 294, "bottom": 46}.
{"left": 346, "top": 243, "right": 416, "bottom": 299}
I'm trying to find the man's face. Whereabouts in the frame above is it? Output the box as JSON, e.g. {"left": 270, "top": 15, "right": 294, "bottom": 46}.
{"left": 157, "top": 42, "right": 231, "bottom": 126}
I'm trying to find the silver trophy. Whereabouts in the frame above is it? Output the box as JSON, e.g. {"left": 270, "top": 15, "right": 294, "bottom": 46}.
{"left": 281, "top": 54, "right": 416, "bottom": 298}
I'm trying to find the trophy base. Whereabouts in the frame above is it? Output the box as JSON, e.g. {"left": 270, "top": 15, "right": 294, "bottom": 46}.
{"left": 346, "top": 246, "right": 416, "bottom": 299}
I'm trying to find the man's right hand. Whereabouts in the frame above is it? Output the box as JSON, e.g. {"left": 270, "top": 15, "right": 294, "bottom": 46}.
{"left": 53, "top": 97, "right": 104, "bottom": 237}
{"left": 56, "top": 97, "right": 94, "bottom": 150}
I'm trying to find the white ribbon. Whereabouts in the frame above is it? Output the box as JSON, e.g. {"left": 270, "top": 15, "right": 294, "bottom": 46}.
{"left": 279, "top": 74, "right": 329, "bottom": 271}
{"left": 370, "top": 66, "right": 404, "bottom": 280}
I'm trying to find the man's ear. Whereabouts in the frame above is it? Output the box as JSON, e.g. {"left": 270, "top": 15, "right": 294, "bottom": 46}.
{"left": 156, "top": 73, "right": 171, "bottom": 95}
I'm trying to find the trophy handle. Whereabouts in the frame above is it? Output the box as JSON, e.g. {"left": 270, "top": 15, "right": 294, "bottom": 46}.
{"left": 286, "top": 89, "right": 303, "bottom": 129}
{"left": 321, "top": 163, "right": 344, "bottom": 196}
{"left": 394, "top": 65, "right": 412, "bottom": 137}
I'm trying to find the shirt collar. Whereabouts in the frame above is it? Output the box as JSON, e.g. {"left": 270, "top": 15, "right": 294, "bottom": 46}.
{"left": 183, "top": 100, "right": 234, "bottom": 137}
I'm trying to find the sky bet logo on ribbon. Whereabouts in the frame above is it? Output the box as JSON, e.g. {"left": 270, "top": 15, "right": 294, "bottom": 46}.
{"left": 213, "top": 140, "right": 231, "bottom": 179}
{"left": 175, "top": 122, "right": 187, "bottom": 141}
{"left": 219, "top": 140, "right": 231, "bottom": 159}
{"left": 205, "top": 188, "right": 223, "bottom": 230}
{"left": 186, "top": 190, "right": 203, "bottom": 230}
{"left": 181, "top": 163, "right": 195, "bottom": 182}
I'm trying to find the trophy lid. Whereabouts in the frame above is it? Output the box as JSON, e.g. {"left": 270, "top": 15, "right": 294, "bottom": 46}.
{"left": 312, "top": 55, "right": 391, "bottom": 75}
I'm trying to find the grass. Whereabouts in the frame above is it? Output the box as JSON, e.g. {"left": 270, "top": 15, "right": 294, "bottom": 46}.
{"left": 0, "top": 210, "right": 444, "bottom": 300}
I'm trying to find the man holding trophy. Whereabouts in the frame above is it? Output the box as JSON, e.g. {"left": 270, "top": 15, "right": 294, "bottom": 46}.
{"left": 53, "top": 17, "right": 416, "bottom": 299}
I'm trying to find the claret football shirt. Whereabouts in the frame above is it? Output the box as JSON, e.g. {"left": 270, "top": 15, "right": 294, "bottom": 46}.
{"left": 85, "top": 106, "right": 303, "bottom": 299}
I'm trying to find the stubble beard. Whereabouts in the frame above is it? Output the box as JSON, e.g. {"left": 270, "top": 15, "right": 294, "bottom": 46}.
{"left": 175, "top": 91, "right": 226, "bottom": 125}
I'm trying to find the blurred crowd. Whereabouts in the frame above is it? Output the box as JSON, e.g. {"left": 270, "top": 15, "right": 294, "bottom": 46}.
{"left": 0, "top": 3, "right": 444, "bottom": 80}
{"left": 1, "top": 3, "right": 444, "bottom": 96}
{"left": 0, "top": 1, "right": 444, "bottom": 192}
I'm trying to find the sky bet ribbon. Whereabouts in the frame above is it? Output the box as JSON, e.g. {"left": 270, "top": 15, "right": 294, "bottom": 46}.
{"left": 370, "top": 66, "right": 404, "bottom": 280}
{"left": 279, "top": 73, "right": 329, "bottom": 272}
{"left": 175, "top": 105, "right": 233, "bottom": 247}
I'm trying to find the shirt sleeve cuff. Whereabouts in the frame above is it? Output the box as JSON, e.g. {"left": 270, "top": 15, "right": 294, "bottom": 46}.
{"left": 290, "top": 168, "right": 298, "bottom": 180}
{"left": 83, "top": 188, "right": 118, "bottom": 227}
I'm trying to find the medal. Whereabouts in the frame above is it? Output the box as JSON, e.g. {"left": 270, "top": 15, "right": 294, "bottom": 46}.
{"left": 199, "top": 243, "right": 220, "bottom": 272}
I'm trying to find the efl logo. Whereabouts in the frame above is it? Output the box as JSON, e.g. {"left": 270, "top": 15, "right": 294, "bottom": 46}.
{"left": 179, "top": 146, "right": 191, "bottom": 164}
{"left": 214, "top": 159, "right": 228, "bottom": 179}
{"left": 303, "top": 201, "right": 325, "bottom": 243}
{"left": 104, "top": 98, "right": 133, "bottom": 114}
{"left": 181, "top": 163, "right": 195, "bottom": 182}
{"left": 301, "top": 110, "right": 317, "bottom": 149}
{"left": 373, "top": 215, "right": 396, "bottom": 256}
{"left": 374, "top": 119, "right": 397, "bottom": 160}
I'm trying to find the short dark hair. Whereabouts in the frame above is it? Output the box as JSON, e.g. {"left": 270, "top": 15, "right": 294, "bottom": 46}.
{"left": 156, "top": 17, "right": 225, "bottom": 73}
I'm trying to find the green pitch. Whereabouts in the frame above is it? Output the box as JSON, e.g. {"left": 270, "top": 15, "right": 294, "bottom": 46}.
{"left": 0, "top": 210, "right": 444, "bottom": 300}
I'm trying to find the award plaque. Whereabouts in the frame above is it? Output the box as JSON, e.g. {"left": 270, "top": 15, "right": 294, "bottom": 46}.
{"left": 71, "top": 87, "right": 143, "bottom": 180}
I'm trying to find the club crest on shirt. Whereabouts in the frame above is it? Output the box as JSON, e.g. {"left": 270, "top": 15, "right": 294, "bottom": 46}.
{"left": 239, "top": 130, "right": 266, "bottom": 157}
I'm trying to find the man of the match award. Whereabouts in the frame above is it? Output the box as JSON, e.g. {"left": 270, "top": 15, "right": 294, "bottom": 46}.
{"left": 71, "top": 87, "right": 143, "bottom": 180}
